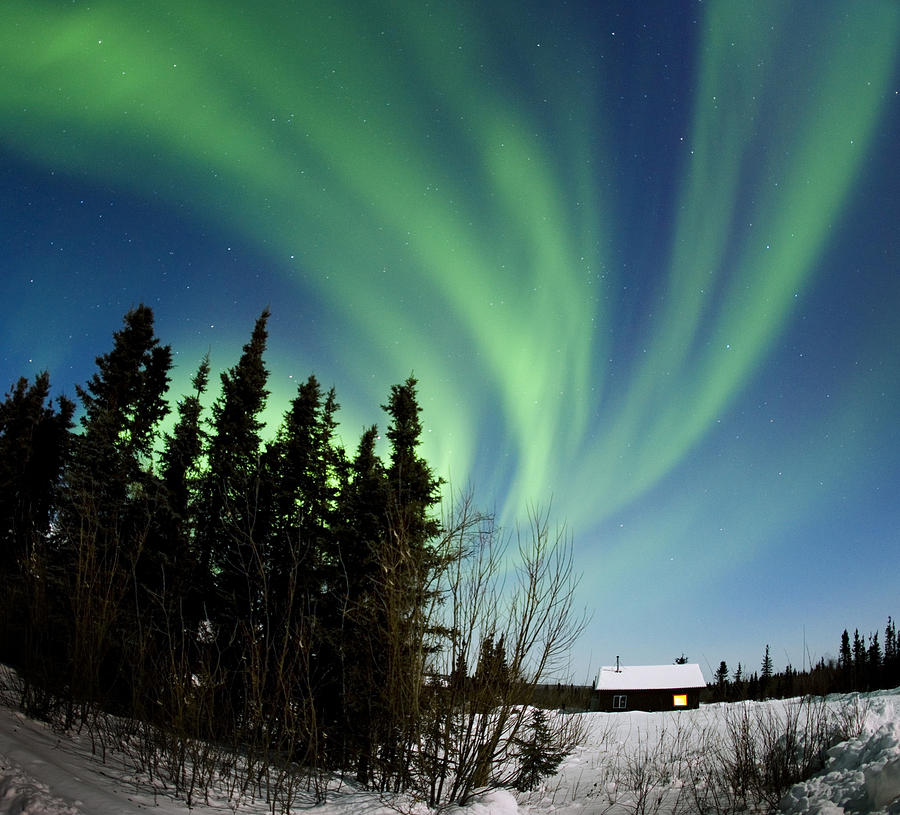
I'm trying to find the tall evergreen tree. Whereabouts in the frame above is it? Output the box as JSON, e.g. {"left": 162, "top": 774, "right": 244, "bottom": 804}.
{"left": 161, "top": 355, "right": 210, "bottom": 534}
{"left": 267, "top": 375, "right": 340, "bottom": 600}
{"left": 64, "top": 305, "right": 173, "bottom": 578}
{"left": 59, "top": 305, "right": 173, "bottom": 707}
{"left": 760, "top": 644, "right": 773, "bottom": 697}
{"left": 335, "top": 426, "right": 389, "bottom": 598}
{"left": 885, "top": 617, "right": 899, "bottom": 687}
{"left": 761, "top": 645, "right": 773, "bottom": 678}
{"left": 733, "top": 662, "right": 745, "bottom": 699}
{"left": 474, "top": 633, "right": 511, "bottom": 707}
{"left": 156, "top": 355, "right": 210, "bottom": 622}
{"left": 0, "top": 373, "right": 74, "bottom": 673}
{"left": 0, "top": 373, "right": 74, "bottom": 577}
{"left": 197, "top": 308, "right": 271, "bottom": 626}
{"left": 367, "top": 376, "right": 443, "bottom": 784}
{"left": 331, "top": 425, "right": 390, "bottom": 780}
{"left": 714, "top": 660, "right": 729, "bottom": 701}
{"left": 839, "top": 629, "right": 853, "bottom": 691}
{"left": 383, "top": 375, "right": 442, "bottom": 551}
{"left": 192, "top": 310, "right": 270, "bottom": 734}
{"left": 259, "top": 375, "right": 345, "bottom": 757}
{"left": 74, "top": 305, "right": 172, "bottom": 484}
{"left": 839, "top": 630, "right": 853, "bottom": 672}
{"left": 885, "top": 618, "right": 898, "bottom": 664}
{"left": 852, "top": 629, "right": 866, "bottom": 689}
{"left": 867, "top": 632, "right": 882, "bottom": 688}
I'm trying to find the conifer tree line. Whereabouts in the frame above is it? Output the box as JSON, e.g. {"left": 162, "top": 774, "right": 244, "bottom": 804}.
{"left": 708, "top": 618, "right": 900, "bottom": 703}
{"left": 0, "top": 305, "right": 585, "bottom": 806}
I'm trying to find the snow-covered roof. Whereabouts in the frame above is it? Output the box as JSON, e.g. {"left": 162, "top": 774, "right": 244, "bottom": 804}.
{"left": 595, "top": 664, "right": 706, "bottom": 691}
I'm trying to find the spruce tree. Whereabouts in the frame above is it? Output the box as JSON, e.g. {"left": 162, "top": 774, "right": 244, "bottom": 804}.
{"left": 383, "top": 376, "right": 442, "bottom": 549}
{"left": 267, "top": 375, "right": 340, "bottom": 601}
{"left": 511, "top": 708, "right": 570, "bottom": 792}
{"left": 885, "top": 618, "right": 897, "bottom": 664}
{"left": 332, "top": 425, "right": 390, "bottom": 782}
{"left": 761, "top": 645, "right": 773, "bottom": 678}
{"left": 714, "top": 660, "right": 729, "bottom": 701}
{"left": 197, "top": 309, "right": 271, "bottom": 628}
{"left": 379, "top": 376, "right": 442, "bottom": 668}
{"left": 260, "top": 375, "right": 345, "bottom": 758}
{"left": 867, "top": 633, "right": 882, "bottom": 688}
{"left": 190, "top": 309, "right": 271, "bottom": 738}
{"left": 0, "top": 373, "right": 74, "bottom": 675}
{"left": 65, "top": 305, "right": 173, "bottom": 580}
{"left": 74, "top": 304, "right": 172, "bottom": 483}
{"left": 345, "top": 377, "right": 443, "bottom": 787}
{"left": 852, "top": 629, "right": 866, "bottom": 690}
{"left": 474, "top": 634, "right": 511, "bottom": 709}
{"left": 839, "top": 630, "right": 852, "bottom": 671}
{"left": 0, "top": 373, "right": 74, "bottom": 577}
{"left": 157, "top": 355, "right": 210, "bottom": 624}
{"left": 760, "top": 645, "right": 773, "bottom": 697}
{"left": 61, "top": 305, "right": 173, "bottom": 708}
{"left": 381, "top": 377, "right": 442, "bottom": 639}
{"left": 161, "top": 355, "right": 210, "bottom": 534}
{"left": 733, "top": 663, "right": 745, "bottom": 699}
{"left": 885, "top": 617, "right": 899, "bottom": 687}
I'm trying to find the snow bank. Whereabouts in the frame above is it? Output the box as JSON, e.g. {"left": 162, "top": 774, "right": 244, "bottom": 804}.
{"left": 520, "top": 689, "right": 900, "bottom": 815}
{"left": 780, "top": 690, "right": 900, "bottom": 815}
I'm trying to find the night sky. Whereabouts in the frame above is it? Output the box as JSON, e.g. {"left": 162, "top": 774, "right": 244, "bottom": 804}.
{"left": 3, "top": 0, "right": 899, "bottom": 681}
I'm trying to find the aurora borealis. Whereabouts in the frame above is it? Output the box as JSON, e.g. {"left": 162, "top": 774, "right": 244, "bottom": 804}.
{"left": 2, "top": 0, "right": 899, "bottom": 677}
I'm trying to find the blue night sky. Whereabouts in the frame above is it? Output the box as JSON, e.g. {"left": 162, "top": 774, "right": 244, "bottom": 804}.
{"left": 2, "top": 0, "right": 899, "bottom": 680}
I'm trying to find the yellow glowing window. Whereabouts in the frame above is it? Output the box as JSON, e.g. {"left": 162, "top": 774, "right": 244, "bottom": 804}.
{"left": 673, "top": 694, "right": 688, "bottom": 707}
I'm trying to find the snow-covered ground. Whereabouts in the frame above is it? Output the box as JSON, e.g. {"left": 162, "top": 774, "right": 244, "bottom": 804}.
{"left": 1, "top": 687, "right": 897, "bottom": 814}
{"left": 524, "top": 689, "right": 900, "bottom": 815}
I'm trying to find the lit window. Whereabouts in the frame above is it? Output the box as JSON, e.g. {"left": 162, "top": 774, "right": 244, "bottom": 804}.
{"left": 673, "top": 694, "right": 688, "bottom": 707}
{"left": 613, "top": 694, "right": 627, "bottom": 710}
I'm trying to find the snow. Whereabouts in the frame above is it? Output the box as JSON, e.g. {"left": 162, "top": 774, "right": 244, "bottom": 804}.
{"left": 0, "top": 700, "right": 417, "bottom": 815}
{"left": 0, "top": 705, "right": 190, "bottom": 815}
{"left": 443, "top": 790, "right": 520, "bottom": 815}
{"left": 779, "top": 689, "right": 900, "bottom": 815}
{"left": 594, "top": 663, "right": 706, "bottom": 691}
{"left": 1, "top": 682, "right": 898, "bottom": 814}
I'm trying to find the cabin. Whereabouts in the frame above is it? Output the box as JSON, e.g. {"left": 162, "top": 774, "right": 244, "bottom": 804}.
{"left": 592, "top": 663, "right": 706, "bottom": 712}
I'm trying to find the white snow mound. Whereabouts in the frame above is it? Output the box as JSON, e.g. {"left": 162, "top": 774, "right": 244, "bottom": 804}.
{"left": 780, "top": 690, "right": 900, "bottom": 815}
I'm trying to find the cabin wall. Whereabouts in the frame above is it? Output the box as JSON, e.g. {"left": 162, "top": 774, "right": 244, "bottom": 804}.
{"left": 593, "top": 688, "right": 701, "bottom": 712}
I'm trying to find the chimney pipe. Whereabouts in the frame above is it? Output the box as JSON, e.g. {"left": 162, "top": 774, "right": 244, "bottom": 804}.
{"left": 616, "top": 655, "right": 620, "bottom": 673}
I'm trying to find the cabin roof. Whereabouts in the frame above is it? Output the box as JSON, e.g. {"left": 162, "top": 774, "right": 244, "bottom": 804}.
{"left": 595, "top": 663, "right": 706, "bottom": 691}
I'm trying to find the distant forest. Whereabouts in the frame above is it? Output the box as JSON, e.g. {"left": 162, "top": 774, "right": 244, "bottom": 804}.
{"left": 0, "top": 305, "right": 585, "bottom": 807}
{"left": 705, "top": 621, "right": 900, "bottom": 703}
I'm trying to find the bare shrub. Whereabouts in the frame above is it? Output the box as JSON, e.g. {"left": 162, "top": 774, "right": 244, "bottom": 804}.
{"left": 832, "top": 693, "right": 868, "bottom": 742}
{"left": 402, "top": 495, "right": 588, "bottom": 808}
{"left": 681, "top": 695, "right": 868, "bottom": 815}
